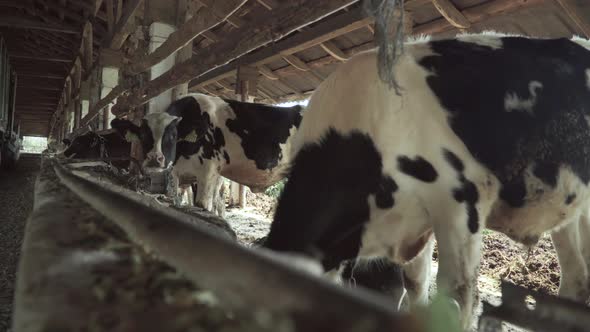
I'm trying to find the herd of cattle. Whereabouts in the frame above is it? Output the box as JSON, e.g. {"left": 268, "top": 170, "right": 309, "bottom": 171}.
{"left": 55, "top": 32, "right": 590, "bottom": 328}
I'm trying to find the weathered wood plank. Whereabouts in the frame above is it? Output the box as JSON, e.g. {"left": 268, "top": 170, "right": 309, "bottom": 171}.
{"left": 108, "top": 0, "right": 143, "bottom": 50}
{"left": 431, "top": 0, "right": 471, "bottom": 29}
{"left": 555, "top": 0, "right": 590, "bottom": 37}
{"left": 0, "top": 15, "right": 79, "bottom": 33}
{"left": 320, "top": 40, "right": 348, "bottom": 61}
{"left": 126, "top": 0, "right": 247, "bottom": 74}
{"left": 190, "top": 6, "right": 369, "bottom": 89}
{"left": 114, "top": 0, "right": 359, "bottom": 115}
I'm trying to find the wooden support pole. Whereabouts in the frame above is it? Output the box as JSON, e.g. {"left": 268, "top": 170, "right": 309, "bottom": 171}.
{"left": 83, "top": 22, "right": 93, "bottom": 73}
{"left": 232, "top": 65, "right": 258, "bottom": 209}
{"left": 108, "top": 0, "right": 143, "bottom": 50}
{"left": 106, "top": 0, "right": 115, "bottom": 33}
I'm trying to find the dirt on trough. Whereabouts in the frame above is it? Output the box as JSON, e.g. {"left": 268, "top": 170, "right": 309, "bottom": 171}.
{"left": 0, "top": 154, "right": 40, "bottom": 332}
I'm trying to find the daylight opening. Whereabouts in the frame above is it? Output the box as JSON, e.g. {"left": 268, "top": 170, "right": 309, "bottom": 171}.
{"left": 21, "top": 136, "right": 48, "bottom": 154}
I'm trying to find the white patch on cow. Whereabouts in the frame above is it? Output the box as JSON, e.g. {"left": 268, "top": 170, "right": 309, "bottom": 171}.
{"left": 504, "top": 81, "right": 543, "bottom": 114}
{"left": 572, "top": 35, "right": 590, "bottom": 51}
{"left": 457, "top": 34, "right": 503, "bottom": 50}
{"left": 406, "top": 34, "right": 431, "bottom": 45}
{"left": 145, "top": 112, "right": 180, "bottom": 155}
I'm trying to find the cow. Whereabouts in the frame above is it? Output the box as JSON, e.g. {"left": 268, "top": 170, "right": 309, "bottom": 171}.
{"left": 111, "top": 94, "right": 304, "bottom": 215}
{"left": 60, "top": 129, "right": 132, "bottom": 169}
{"left": 262, "top": 32, "right": 590, "bottom": 329}
{"left": 110, "top": 95, "right": 414, "bottom": 303}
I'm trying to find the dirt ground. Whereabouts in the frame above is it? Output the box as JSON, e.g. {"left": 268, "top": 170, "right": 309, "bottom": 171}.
{"left": 0, "top": 154, "right": 40, "bottom": 332}
{"left": 227, "top": 188, "right": 561, "bottom": 331}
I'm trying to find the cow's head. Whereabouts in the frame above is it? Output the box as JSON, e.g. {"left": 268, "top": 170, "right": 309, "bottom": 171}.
{"left": 111, "top": 112, "right": 182, "bottom": 170}
{"left": 62, "top": 132, "right": 101, "bottom": 158}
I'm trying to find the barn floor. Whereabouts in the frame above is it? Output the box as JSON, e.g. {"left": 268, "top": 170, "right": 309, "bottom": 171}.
{"left": 0, "top": 154, "right": 40, "bottom": 332}
{"left": 229, "top": 189, "right": 560, "bottom": 332}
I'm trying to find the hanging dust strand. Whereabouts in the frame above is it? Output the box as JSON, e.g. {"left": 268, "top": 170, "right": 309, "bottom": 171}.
{"left": 363, "top": 0, "right": 406, "bottom": 94}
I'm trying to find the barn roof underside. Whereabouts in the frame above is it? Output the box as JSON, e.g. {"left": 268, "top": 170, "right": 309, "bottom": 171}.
{"left": 0, "top": 0, "right": 589, "bottom": 137}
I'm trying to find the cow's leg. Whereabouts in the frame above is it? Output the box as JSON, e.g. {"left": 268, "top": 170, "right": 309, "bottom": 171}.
{"left": 551, "top": 214, "right": 589, "bottom": 302}
{"left": 212, "top": 176, "right": 226, "bottom": 218}
{"left": 433, "top": 206, "right": 482, "bottom": 329}
{"left": 194, "top": 172, "right": 221, "bottom": 214}
{"left": 579, "top": 210, "right": 590, "bottom": 303}
{"left": 403, "top": 235, "right": 434, "bottom": 308}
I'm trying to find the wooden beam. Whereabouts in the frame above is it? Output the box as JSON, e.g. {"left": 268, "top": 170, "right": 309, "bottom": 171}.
{"left": 256, "top": 0, "right": 278, "bottom": 10}
{"left": 555, "top": 0, "right": 590, "bottom": 37}
{"left": 201, "top": 30, "right": 219, "bottom": 42}
{"left": 320, "top": 40, "right": 348, "bottom": 61}
{"left": 9, "top": 54, "right": 72, "bottom": 62}
{"left": 189, "top": 5, "right": 370, "bottom": 88}
{"left": 126, "top": 0, "right": 247, "bottom": 74}
{"left": 108, "top": 0, "right": 143, "bottom": 49}
{"left": 0, "top": 15, "right": 79, "bottom": 33}
{"left": 83, "top": 22, "right": 93, "bottom": 72}
{"left": 415, "top": 0, "right": 544, "bottom": 34}
{"left": 431, "top": 0, "right": 471, "bottom": 29}
{"left": 116, "top": 0, "right": 358, "bottom": 113}
{"left": 257, "top": 65, "right": 279, "bottom": 80}
{"left": 94, "top": 0, "right": 104, "bottom": 16}
{"left": 18, "top": 84, "right": 61, "bottom": 91}
{"left": 106, "top": 0, "right": 115, "bottom": 33}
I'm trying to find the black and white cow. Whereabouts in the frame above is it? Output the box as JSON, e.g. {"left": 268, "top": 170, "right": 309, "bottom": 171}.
{"left": 262, "top": 32, "right": 590, "bottom": 328}
{"left": 113, "top": 95, "right": 409, "bottom": 303}
{"left": 61, "top": 129, "right": 132, "bottom": 168}
{"left": 111, "top": 94, "right": 304, "bottom": 213}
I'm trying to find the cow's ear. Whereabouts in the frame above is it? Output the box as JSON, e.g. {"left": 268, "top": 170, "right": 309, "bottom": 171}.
{"left": 62, "top": 138, "right": 71, "bottom": 145}
{"left": 111, "top": 118, "right": 140, "bottom": 143}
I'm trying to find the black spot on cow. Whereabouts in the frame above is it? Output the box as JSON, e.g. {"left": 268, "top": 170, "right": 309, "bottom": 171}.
{"left": 63, "top": 130, "right": 131, "bottom": 168}
{"left": 223, "top": 150, "right": 230, "bottom": 164}
{"left": 398, "top": 155, "right": 438, "bottom": 183}
{"left": 420, "top": 37, "right": 590, "bottom": 210}
{"left": 443, "top": 149, "right": 480, "bottom": 233}
{"left": 375, "top": 176, "right": 398, "bottom": 209}
{"left": 533, "top": 162, "right": 559, "bottom": 187}
{"left": 264, "top": 129, "right": 397, "bottom": 271}
{"left": 565, "top": 193, "right": 576, "bottom": 205}
{"left": 499, "top": 179, "right": 527, "bottom": 208}
{"left": 224, "top": 99, "right": 303, "bottom": 170}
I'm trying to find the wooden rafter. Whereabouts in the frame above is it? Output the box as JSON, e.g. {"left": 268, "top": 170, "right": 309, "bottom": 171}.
{"left": 555, "top": 0, "right": 590, "bottom": 37}
{"left": 320, "top": 40, "right": 348, "bottom": 61}
{"left": 0, "top": 15, "right": 79, "bottom": 33}
{"left": 106, "top": 0, "right": 115, "bottom": 33}
{"left": 190, "top": 6, "right": 370, "bottom": 88}
{"left": 415, "top": 0, "right": 544, "bottom": 35}
{"left": 107, "top": 0, "right": 143, "bottom": 49}
{"left": 9, "top": 53, "right": 72, "bottom": 62}
{"left": 126, "top": 0, "right": 247, "bottom": 74}
{"left": 431, "top": 0, "right": 471, "bottom": 29}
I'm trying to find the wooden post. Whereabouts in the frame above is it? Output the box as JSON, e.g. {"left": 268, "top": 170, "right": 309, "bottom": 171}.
{"left": 172, "top": 0, "right": 193, "bottom": 100}
{"left": 232, "top": 65, "right": 258, "bottom": 209}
